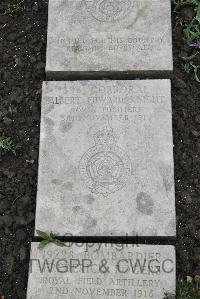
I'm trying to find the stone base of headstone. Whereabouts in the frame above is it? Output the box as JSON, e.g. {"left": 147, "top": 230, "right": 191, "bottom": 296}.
{"left": 26, "top": 243, "right": 176, "bottom": 298}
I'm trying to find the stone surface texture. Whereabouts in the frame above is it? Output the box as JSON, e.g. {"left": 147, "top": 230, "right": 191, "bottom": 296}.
{"left": 46, "top": 0, "right": 173, "bottom": 78}
{"left": 35, "top": 80, "right": 175, "bottom": 237}
{"left": 26, "top": 243, "right": 176, "bottom": 298}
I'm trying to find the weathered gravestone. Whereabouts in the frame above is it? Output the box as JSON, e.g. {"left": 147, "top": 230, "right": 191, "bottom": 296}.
{"left": 46, "top": 0, "right": 173, "bottom": 79}
{"left": 26, "top": 243, "right": 176, "bottom": 298}
{"left": 35, "top": 80, "right": 175, "bottom": 237}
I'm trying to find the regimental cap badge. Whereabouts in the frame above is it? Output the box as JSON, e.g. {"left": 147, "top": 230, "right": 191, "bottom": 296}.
{"left": 84, "top": 0, "right": 133, "bottom": 23}
{"left": 79, "top": 127, "right": 132, "bottom": 196}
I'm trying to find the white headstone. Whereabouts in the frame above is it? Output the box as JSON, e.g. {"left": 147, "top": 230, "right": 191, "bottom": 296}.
{"left": 35, "top": 80, "right": 175, "bottom": 237}
{"left": 27, "top": 243, "right": 176, "bottom": 298}
{"left": 46, "top": 0, "right": 173, "bottom": 78}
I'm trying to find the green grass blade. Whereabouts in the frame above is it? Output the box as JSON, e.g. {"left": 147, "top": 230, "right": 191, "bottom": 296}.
{"left": 52, "top": 239, "right": 66, "bottom": 247}
{"left": 38, "top": 240, "right": 50, "bottom": 250}
{"left": 36, "top": 230, "right": 51, "bottom": 241}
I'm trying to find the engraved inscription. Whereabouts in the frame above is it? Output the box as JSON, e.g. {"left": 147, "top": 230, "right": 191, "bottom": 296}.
{"left": 28, "top": 244, "right": 175, "bottom": 298}
{"left": 84, "top": 0, "right": 133, "bottom": 22}
{"left": 79, "top": 128, "right": 131, "bottom": 196}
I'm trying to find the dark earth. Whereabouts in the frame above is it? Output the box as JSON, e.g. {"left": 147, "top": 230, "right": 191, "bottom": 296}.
{"left": 0, "top": 0, "right": 199, "bottom": 298}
